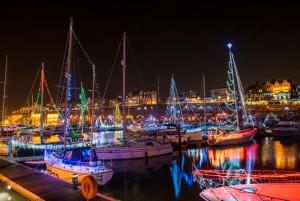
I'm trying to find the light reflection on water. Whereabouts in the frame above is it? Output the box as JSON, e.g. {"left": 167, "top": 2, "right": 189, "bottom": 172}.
{"left": 19, "top": 131, "right": 299, "bottom": 201}
{"left": 100, "top": 136, "right": 300, "bottom": 201}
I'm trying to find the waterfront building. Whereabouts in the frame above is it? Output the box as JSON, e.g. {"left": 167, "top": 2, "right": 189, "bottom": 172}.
{"left": 126, "top": 90, "right": 157, "bottom": 106}
{"left": 210, "top": 88, "right": 233, "bottom": 103}
{"left": 246, "top": 80, "right": 292, "bottom": 102}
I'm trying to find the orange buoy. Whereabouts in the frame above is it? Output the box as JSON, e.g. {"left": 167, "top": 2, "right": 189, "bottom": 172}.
{"left": 81, "top": 175, "right": 98, "bottom": 200}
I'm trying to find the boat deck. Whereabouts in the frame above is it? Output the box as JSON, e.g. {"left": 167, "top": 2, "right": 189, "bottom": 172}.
{"left": 0, "top": 157, "right": 110, "bottom": 201}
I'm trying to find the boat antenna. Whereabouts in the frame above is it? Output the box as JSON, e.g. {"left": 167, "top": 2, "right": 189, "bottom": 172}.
{"left": 121, "top": 32, "right": 126, "bottom": 144}
{"left": 64, "top": 17, "right": 73, "bottom": 149}
{"left": 1, "top": 55, "right": 7, "bottom": 125}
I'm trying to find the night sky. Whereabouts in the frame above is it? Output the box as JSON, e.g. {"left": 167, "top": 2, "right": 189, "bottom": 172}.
{"left": 1, "top": 1, "right": 300, "bottom": 112}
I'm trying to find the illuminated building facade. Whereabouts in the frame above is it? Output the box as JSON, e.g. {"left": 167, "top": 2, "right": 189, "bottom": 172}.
{"left": 126, "top": 91, "right": 157, "bottom": 106}
{"left": 211, "top": 88, "right": 233, "bottom": 103}
{"left": 179, "top": 91, "right": 201, "bottom": 104}
{"left": 247, "top": 80, "right": 292, "bottom": 101}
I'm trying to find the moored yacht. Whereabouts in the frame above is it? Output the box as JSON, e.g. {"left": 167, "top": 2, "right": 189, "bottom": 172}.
{"left": 207, "top": 128, "right": 256, "bottom": 146}
{"left": 45, "top": 147, "right": 113, "bottom": 185}
{"left": 207, "top": 43, "right": 256, "bottom": 146}
{"left": 94, "top": 32, "right": 173, "bottom": 160}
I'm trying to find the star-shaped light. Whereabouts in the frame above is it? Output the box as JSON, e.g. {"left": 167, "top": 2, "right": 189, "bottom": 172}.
{"left": 227, "top": 43, "right": 232, "bottom": 49}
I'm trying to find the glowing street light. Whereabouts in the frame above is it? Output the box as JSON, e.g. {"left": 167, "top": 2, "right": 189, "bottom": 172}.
{"left": 227, "top": 43, "right": 232, "bottom": 49}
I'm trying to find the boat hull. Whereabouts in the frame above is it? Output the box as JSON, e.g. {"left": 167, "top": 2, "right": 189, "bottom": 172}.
{"left": 208, "top": 128, "right": 256, "bottom": 146}
{"left": 46, "top": 161, "right": 113, "bottom": 186}
{"left": 200, "top": 183, "right": 300, "bottom": 201}
{"left": 95, "top": 143, "right": 173, "bottom": 160}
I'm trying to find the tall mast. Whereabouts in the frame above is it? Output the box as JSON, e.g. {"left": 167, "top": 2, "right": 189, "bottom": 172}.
{"left": 203, "top": 74, "right": 206, "bottom": 128}
{"left": 40, "top": 63, "right": 45, "bottom": 143}
{"left": 90, "top": 64, "right": 95, "bottom": 152}
{"left": 156, "top": 74, "right": 159, "bottom": 118}
{"left": 228, "top": 43, "right": 240, "bottom": 131}
{"left": 2, "top": 55, "right": 7, "bottom": 124}
{"left": 64, "top": 17, "right": 73, "bottom": 149}
{"left": 157, "top": 74, "right": 160, "bottom": 104}
{"left": 121, "top": 32, "right": 126, "bottom": 143}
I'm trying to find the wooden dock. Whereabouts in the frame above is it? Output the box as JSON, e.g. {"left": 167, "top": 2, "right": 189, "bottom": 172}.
{"left": 0, "top": 158, "right": 117, "bottom": 201}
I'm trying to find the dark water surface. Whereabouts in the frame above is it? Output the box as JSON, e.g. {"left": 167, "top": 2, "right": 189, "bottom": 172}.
{"left": 100, "top": 137, "right": 300, "bottom": 201}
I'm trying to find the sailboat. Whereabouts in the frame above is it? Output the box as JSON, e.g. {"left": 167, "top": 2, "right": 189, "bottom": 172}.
{"left": 95, "top": 32, "right": 173, "bottom": 160}
{"left": 45, "top": 18, "right": 113, "bottom": 185}
{"left": 11, "top": 63, "right": 78, "bottom": 158}
{"left": 207, "top": 43, "right": 257, "bottom": 146}
{"left": 164, "top": 76, "right": 201, "bottom": 143}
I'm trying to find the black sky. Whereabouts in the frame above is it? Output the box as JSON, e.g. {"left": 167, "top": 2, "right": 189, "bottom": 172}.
{"left": 0, "top": 1, "right": 300, "bottom": 112}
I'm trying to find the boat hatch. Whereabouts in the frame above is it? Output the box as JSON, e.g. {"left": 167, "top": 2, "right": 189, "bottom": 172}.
{"left": 240, "top": 187, "right": 256, "bottom": 193}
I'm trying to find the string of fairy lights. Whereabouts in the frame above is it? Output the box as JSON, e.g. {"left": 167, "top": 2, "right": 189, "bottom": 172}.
{"left": 222, "top": 43, "right": 254, "bottom": 130}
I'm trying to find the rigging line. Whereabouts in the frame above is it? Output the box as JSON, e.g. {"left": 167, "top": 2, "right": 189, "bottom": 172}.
{"left": 126, "top": 39, "right": 145, "bottom": 90}
{"left": 73, "top": 41, "right": 79, "bottom": 102}
{"left": 44, "top": 76, "right": 55, "bottom": 105}
{"left": 71, "top": 30, "right": 101, "bottom": 100}
{"left": 71, "top": 30, "right": 95, "bottom": 67}
{"left": 56, "top": 31, "right": 69, "bottom": 105}
{"left": 102, "top": 40, "right": 122, "bottom": 99}
{"left": 24, "top": 67, "right": 42, "bottom": 108}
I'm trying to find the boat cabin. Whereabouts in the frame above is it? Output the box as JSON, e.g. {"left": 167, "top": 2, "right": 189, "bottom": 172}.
{"left": 62, "top": 148, "right": 98, "bottom": 165}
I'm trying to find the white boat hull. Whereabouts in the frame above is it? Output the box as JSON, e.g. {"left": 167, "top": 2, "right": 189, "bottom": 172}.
{"left": 46, "top": 161, "right": 113, "bottom": 186}
{"left": 96, "top": 142, "right": 173, "bottom": 160}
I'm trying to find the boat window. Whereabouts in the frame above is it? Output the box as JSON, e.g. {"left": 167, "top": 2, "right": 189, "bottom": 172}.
{"left": 64, "top": 151, "right": 73, "bottom": 161}
{"left": 146, "top": 142, "right": 154, "bottom": 146}
{"left": 81, "top": 149, "right": 97, "bottom": 162}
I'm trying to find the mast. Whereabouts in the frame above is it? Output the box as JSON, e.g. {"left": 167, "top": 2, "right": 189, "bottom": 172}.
{"left": 156, "top": 74, "right": 159, "bottom": 118}
{"left": 2, "top": 55, "right": 7, "bottom": 124}
{"left": 40, "top": 63, "right": 45, "bottom": 143}
{"left": 203, "top": 74, "right": 206, "bottom": 128}
{"left": 64, "top": 17, "right": 73, "bottom": 149}
{"left": 228, "top": 43, "right": 240, "bottom": 131}
{"left": 121, "top": 32, "right": 126, "bottom": 143}
{"left": 90, "top": 64, "right": 95, "bottom": 152}
{"left": 157, "top": 74, "right": 160, "bottom": 104}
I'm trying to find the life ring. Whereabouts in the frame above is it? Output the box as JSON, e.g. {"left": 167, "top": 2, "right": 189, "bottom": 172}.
{"left": 81, "top": 175, "right": 98, "bottom": 200}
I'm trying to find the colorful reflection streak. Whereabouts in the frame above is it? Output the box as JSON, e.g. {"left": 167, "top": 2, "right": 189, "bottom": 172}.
{"left": 261, "top": 138, "right": 297, "bottom": 170}
{"left": 170, "top": 149, "right": 208, "bottom": 198}
{"left": 170, "top": 143, "right": 258, "bottom": 198}
{"left": 208, "top": 143, "right": 257, "bottom": 171}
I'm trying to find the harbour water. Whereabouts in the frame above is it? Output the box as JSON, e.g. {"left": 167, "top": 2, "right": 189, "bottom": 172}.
{"left": 97, "top": 134, "right": 300, "bottom": 201}
{"left": 15, "top": 131, "right": 300, "bottom": 200}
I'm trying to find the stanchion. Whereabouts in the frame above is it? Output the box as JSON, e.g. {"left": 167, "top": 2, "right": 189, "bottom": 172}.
{"left": 72, "top": 173, "right": 78, "bottom": 190}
